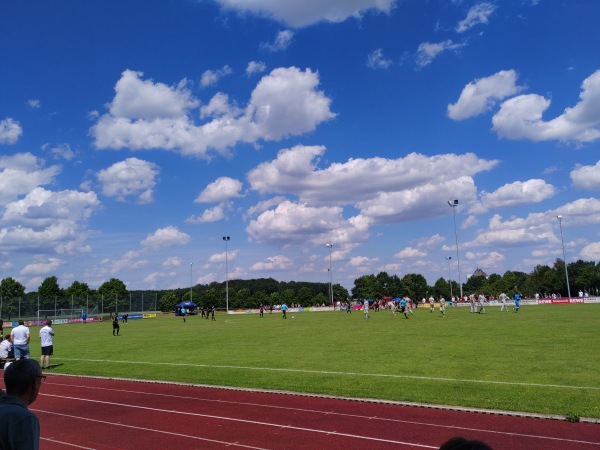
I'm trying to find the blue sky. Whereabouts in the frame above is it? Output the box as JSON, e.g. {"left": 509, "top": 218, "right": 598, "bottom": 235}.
{"left": 1, "top": 0, "right": 599, "bottom": 293}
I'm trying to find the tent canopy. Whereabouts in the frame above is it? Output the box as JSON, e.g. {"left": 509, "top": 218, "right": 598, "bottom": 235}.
{"left": 176, "top": 301, "right": 197, "bottom": 308}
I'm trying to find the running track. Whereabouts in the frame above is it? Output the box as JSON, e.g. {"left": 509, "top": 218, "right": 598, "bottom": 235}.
{"left": 6, "top": 374, "right": 599, "bottom": 449}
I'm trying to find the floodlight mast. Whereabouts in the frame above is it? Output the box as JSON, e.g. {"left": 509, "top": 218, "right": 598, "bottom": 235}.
{"left": 445, "top": 256, "right": 453, "bottom": 300}
{"left": 223, "top": 236, "right": 231, "bottom": 313}
{"left": 448, "top": 200, "right": 463, "bottom": 300}
{"left": 556, "top": 216, "right": 571, "bottom": 299}
{"left": 325, "top": 244, "right": 333, "bottom": 306}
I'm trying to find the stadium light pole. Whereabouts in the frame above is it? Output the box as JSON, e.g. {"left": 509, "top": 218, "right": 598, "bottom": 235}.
{"left": 448, "top": 200, "right": 463, "bottom": 300}
{"left": 223, "top": 236, "right": 230, "bottom": 313}
{"left": 557, "top": 215, "right": 571, "bottom": 299}
{"left": 445, "top": 256, "right": 453, "bottom": 300}
{"left": 190, "top": 262, "right": 193, "bottom": 303}
{"left": 326, "top": 244, "right": 333, "bottom": 306}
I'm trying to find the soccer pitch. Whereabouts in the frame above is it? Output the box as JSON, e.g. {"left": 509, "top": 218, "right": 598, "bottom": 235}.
{"left": 40, "top": 304, "right": 599, "bottom": 419}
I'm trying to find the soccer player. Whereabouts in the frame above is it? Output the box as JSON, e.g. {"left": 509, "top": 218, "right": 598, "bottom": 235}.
{"left": 429, "top": 296, "right": 435, "bottom": 313}
{"left": 363, "top": 299, "right": 369, "bottom": 320}
{"left": 514, "top": 292, "right": 521, "bottom": 313}
{"left": 405, "top": 297, "right": 414, "bottom": 315}
{"left": 499, "top": 292, "right": 508, "bottom": 311}
{"left": 439, "top": 296, "right": 446, "bottom": 318}
{"left": 281, "top": 303, "right": 288, "bottom": 319}
{"left": 477, "top": 294, "right": 486, "bottom": 314}
{"left": 112, "top": 315, "right": 120, "bottom": 336}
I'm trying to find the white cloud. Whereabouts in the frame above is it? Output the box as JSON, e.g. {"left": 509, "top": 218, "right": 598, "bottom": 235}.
{"left": 187, "top": 204, "right": 227, "bottom": 223}
{"left": 0, "top": 118, "right": 23, "bottom": 144}
{"left": 394, "top": 247, "right": 427, "bottom": 259}
{"left": 162, "top": 256, "right": 183, "bottom": 267}
{"left": 261, "top": 30, "right": 294, "bottom": 51}
{"left": 97, "top": 157, "right": 159, "bottom": 204}
{"left": 448, "top": 70, "right": 523, "bottom": 120}
{"left": 580, "top": 242, "right": 600, "bottom": 260}
{"left": 416, "top": 40, "right": 465, "bottom": 68}
{"left": 249, "top": 254, "right": 293, "bottom": 271}
{"left": 200, "top": 65, "right": 233, "bottom": 87}
{"left": 0, "top": 153, "right": 61, "bottom": 203}
{"left": 246, "top": 61, "right": 267, "bottom": 76}
{"left": 456, "top": 2, "right": 496, "bottom": 33}
{"left": 470, "top": 179, "right": 556, "bottom": 214}
{"left": 367, "top": 49, "right": 392, "bottom": 70}
{"left": 140, "top": 226, "right": 190, "bottom": 249}
{"left": 214, "top": 0, "right": 396, "bottom": 28}
{"left": 20, "top": 258, "right": 64, "bottom": 276}
{"left": 43, "top": 143, "right": 77, "bottom": 161}
{"left": 91, "top": 67, "right": 335, "bottom": 158}
{"left": 571, "top": 160, "right": 600, "bottom": 190}
{"left": 28, "top": 99, "right": 41, "bottom": 109}
{"left": 492, "top": 70, "right": 600, "bottom": 143}
{"left": 195, "top": 177, "right": 244, "bottom": 203}
{"left": 208, "top": 248, "right": 239, "bottom": 264}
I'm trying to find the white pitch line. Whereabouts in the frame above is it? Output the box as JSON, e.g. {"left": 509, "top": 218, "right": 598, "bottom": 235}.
{"left": 43, "top": 381, "right": 600, "bottom": 447}
{"left": 41, "top": 437, "right": 96, "bottom": 449}
{"left": 55, "top": 358, "right": 600, "bottom": 391}
{"left": 37, "top": 395, "right": 437, "bottom": 449}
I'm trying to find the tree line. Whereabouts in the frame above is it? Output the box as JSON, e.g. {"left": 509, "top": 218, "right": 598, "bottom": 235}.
{"left": 1, "top": 258, "right": 598, "bottom": 318}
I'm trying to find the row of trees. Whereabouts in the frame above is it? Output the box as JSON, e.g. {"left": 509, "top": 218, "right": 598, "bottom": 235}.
{"left": 1, "top": 259, "right": 598, "bottom": 318}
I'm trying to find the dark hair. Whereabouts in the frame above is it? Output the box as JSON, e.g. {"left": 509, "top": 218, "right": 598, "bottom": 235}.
{"left": 46, "top": 320, "right": 52, "bottom": 326}
{"left": 18, "top": 319, "right": 24, "bottom": 325}
{"left": 4, "top": 359, "right": 42, "bottom": 396}
{"left": 439, "top": 437, "right": 493, "bottom": 450}
{"left": 3, "top": 335, "right": 10, "bottom": 341}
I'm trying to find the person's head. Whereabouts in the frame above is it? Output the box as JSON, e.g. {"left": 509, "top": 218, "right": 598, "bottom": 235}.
{"left": 439, "top": 437, "right": 492, "bottom": 450}
{"left": 18, "top": 319, "right": 24, "bottom": 326}
{"left": 3, "top": 335, "right": 10, "bottom": 341}
{"left": 46, "top": 320, "right": 52, "bottom": 326}
{"left": 3, "top": 359, "right": 44, "bottom": 406}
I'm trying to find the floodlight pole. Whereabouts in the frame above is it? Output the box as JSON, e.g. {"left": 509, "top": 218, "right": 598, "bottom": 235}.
{"left": 445, "top": 256, "right": 453, "bottom": 300}
{"left": 223, "top": 236, "right": 230, "bottom": 313}
{"left": 326, "top": 244, "right": 333, "bottom": 306}
{"left": 448, "top": 200, "right": 463, "bottom": 300}
{"left": 190, "top": 262, "right": 193, "bottom": 303}
{"left": 557, "top": 215, "right": 571, "bottom": 299}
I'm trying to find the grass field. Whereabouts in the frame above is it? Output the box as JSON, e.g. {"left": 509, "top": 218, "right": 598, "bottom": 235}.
{"left": 28, "top": 304, "right": 600, "bottom": 419}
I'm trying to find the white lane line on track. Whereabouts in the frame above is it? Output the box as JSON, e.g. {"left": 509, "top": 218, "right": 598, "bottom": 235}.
{"left": 55, "top": 358, "right": 600, "bottom": 391}
{"left": 36, "top": 396, "right": 437, "bottom": 449}
{"left": 37, "top": 409, "right": 269, "bottom": 450}
{"left": 41, "top": 437, "right": 96, "bottom": 449}
{"left": 41, "top": 384, "right": 600, "bottom": 447}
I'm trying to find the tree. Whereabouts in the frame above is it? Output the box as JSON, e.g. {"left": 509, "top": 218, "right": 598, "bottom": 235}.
{"left": 158, "top": 291, "right": 178, "bottom": 312}
{"left": 65, "top": 281, "right": 93, "bottom": 300}
{"left": 432, "top": 277, "right": 450, "bottom": 298}
{"left": 297, "top": 287, "right": 313, "bottom": 306}
{"left": 0, "top": 277, "right": 26, "bottom": 319}
{"left": 400, "top": 274, "right": 429, "bottom": 301}
{"left": 38, "top": 276, "right": 63, "bottom": 310}
{"left": 280, "top": 289, "right": 296, "bottom": 306}
{"left": 98, "top": 278, "right": 128, "bottom": 312}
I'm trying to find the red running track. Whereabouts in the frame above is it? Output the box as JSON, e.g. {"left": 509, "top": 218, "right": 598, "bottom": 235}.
{"left": 5, "top": 374, "right": 599, "bottom": 449}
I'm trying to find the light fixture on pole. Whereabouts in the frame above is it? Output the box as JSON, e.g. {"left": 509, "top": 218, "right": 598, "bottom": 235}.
{"left": 445, "top": 256, "right": 453, "bottom": 300}
{"left": 325, "top": 244, "right": 333, "bottom": 306}
{"left": 223, "top": 236, "right": 230, "bottom": 313}
{"left": 190, "top": 262, "right": 193, "bottom": 303}
{"left": 556, "top": 215, "right": 571, "bottom": 299}
{"left": 447, "top": 199, "right": 463, "bottom": 300}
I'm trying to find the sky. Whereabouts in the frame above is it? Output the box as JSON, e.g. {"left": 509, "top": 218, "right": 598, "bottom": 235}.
{"left": 1, "top": 0, "right": 599, "bottom": 294}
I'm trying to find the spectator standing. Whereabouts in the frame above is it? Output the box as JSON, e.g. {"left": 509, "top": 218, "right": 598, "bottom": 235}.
{"left": 10, "top": 320, "right": 30, "bottom": 359}
{"left": 0, "top": 359, "right": 44, "bottom": 449}
{"left": 0, "top": 318, "right": 3, "bottom": 337}
{"left": 39, "top": 320, "right": 55, "bottom": 370}
{"left": 0, "top": 335, "right": 13, "bottom": 362}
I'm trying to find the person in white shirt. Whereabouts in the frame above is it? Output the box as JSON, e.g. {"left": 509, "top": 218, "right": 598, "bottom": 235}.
{"left": 39, "top": 320, "right": 55, "bottom": 370}
{"left": 499, "top": 293, "right": 508, "bottom": 311}
{"left": 10, "top": 320, "right": 30, "bottom": 359}
{"left": 363, "top": 299, "right": 370, "bottom": 320}
{"left": 0, "top": 335, "right": 13, "bottom": 360}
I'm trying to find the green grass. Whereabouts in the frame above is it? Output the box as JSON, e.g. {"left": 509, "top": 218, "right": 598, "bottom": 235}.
{"left": 30, "top": 304, "right": 600, "bottom": 418}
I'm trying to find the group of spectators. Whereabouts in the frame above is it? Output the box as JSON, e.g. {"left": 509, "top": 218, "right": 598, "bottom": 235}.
{"left": 0, "top": 318, "right": 55, "bottom": 449}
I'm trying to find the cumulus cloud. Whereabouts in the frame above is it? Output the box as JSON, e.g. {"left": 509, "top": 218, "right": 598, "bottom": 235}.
{"left": 195, "top": 177, "right": 244, "bottom": 203}
{"left": 571, "top": 160, "right": 600, "bottom": 190}
{"left": 416, "top": 40, "right": 465, "bottom": 68}
{"left": 140, "top": 226, "right": 190, "bottom": 249}
{"left": 448, "top": 70, "right": 523, "bottom": 120}
{"left": 28, "top": 99, "right": 41, "bottom": 109}
{"left": 208, "top": 248, "right": 239, "bottom": 264}
{"left": 261, "top": 30, "right": 294, "bottom": 51}
{"left": 246, "top": 60, "right": 267, "bottom": 76}
{"left": 20, "top": 258, "right": 64, "bottom": 276}
{"left": 214, "top": 0, "right": 396, "bottom": 28}
{"left": 249, "top": 254, "right": 293, "bottom": 271}
{"left": 97, "top": 157, "right": 159, "bottom": 204}
{"left": 0, "top": 118, "right": 23, "bottom": 144}
{"left": 91, "top": 68, "right": 335, "bottom": 158}
{"left": 247, "top": 146, "right": 497, "bottom": 222}
{"left": 162, "top": 256, "right": 183, "bottom": 267}
{"left": 186, "top": 204, "right": 227, "bottom": 223}
{"left": 470, "top": 179, "right": 556, "bottom": 214}
{"left": 43, "top": 143, "right": 77, "bottom": 161}
{"left": 492, "top": 70, "right": 600, "bottom": 143}
{"left": 394, "top": 247, "right": 427, "bottom": 259}
{"left": 200, "top": 65, "right": 233, "bottom": 87}
{"left": 0, "top": 153, "right": 61, "bottom": 203}
{"left": 580, "top": 242, "right": 600, "bottom": 260}
{"left": 456, "top": 2, "right": 496, "bottom": 33}
{"left": 367, "top": 49, "right": 392, "bottom": 70}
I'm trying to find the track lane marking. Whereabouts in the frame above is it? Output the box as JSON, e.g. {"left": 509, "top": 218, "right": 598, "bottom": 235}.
{"left": 37, "top": 395, "right": 438, "bottom": 449}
